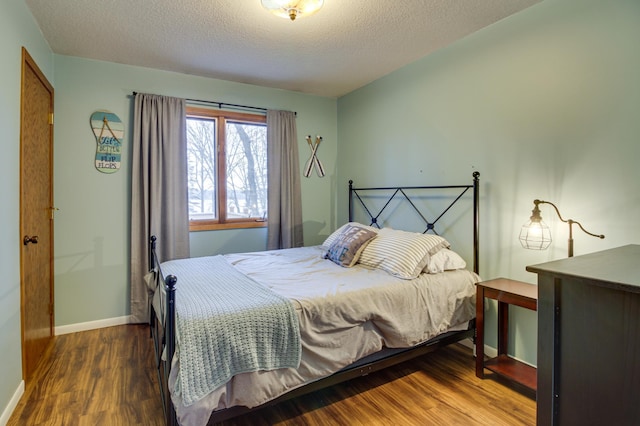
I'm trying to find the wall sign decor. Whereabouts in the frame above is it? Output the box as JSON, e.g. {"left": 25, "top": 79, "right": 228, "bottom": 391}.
{"left": 90, "top": 110, "right": 123, "bottom": 173}
{"left": 303, "top": 135, "right": 325, "bottom": 178}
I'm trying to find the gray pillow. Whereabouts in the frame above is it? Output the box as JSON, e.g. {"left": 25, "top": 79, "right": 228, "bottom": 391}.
{"left": 324, "top": 224, "right": 378, "bottom": 267}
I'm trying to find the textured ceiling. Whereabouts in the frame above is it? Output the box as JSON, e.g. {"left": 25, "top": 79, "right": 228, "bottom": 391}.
{"left": 25, "top": 0, "right": 540, "bottom": 98}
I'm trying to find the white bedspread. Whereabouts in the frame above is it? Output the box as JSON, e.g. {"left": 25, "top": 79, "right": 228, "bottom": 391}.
{"left": 168, "top": 246, "right": 479, "bottom": 426}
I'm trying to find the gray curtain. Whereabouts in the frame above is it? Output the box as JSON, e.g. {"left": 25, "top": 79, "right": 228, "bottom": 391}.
{"left": 130, "top": 93, "right": 190, "bottom": 324}
{"left": 266, "top": 110, "right": 304, "bottom": 249}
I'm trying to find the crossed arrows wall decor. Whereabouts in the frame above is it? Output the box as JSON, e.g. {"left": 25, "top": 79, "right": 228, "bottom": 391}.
{"left": 303, "top": 135, "right": 325, "bottom": 178}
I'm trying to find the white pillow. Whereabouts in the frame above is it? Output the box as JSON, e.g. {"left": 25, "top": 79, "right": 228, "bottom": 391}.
{"left": 425, "top": 248, "right": 467, "bottom": 274}
{"left": 323, "top": 222, "right": 379, "bottom": 248}
{"left": 358, "top": 228, "right": 450, "bottom": 279}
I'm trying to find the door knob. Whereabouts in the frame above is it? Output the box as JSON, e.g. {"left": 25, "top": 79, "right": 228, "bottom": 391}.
{"left": 23, "top": 235, "right": 39, "bottom": 245}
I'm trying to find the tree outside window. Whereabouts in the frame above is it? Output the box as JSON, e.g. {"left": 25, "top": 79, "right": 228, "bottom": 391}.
{"left": 186, "top": 107, "right": 267, "bottom": 231}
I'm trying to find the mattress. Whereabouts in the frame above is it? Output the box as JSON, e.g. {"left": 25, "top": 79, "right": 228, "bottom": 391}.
{"left": 159, "top": 246, "right": 478, "bottom": 426}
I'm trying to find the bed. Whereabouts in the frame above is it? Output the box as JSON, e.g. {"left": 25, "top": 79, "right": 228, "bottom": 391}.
{"left": 148, "top": 172, "right": 480, "bottom": 426}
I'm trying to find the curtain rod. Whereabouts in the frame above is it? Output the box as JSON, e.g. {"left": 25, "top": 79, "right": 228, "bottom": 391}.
{"left": 187, "top": 97, "right": 268, "bottom": 113}
{"left": 131, "top": 92, "right": 296, "bottom": 115}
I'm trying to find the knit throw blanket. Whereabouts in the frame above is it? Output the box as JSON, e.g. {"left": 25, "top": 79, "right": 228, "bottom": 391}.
{"left": 162, "top": 255, "right": 301, "bottom": 406}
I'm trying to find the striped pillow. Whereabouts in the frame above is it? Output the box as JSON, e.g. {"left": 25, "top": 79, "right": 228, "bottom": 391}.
{"left": 358, "top": 228, "right": 450, "bottom": 279}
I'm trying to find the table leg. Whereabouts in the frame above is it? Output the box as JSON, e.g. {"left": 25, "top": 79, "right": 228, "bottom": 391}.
{"left": 497, "top": 300, "right": 509, "bottom": 356}
{"left": 475, "top": 286, "right": 485, "bottom": 378}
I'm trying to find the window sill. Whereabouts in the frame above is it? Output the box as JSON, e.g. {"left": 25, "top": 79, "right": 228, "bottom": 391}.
{"left": 189, "top": 220, "right": 267, "bottom": 232}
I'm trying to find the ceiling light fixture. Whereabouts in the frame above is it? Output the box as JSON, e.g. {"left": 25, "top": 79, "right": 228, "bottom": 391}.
{"left": 261, "top": 0, "right": 324, "bottom": 21}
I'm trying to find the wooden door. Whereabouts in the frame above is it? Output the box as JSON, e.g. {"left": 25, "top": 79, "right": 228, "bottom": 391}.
{"left": 20, "top": 47, "right": 55, "bottom": 381}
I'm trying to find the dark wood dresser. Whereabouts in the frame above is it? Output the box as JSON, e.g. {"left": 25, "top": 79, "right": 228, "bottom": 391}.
{"left": 526, "top": 244, "right": 640, "bottom": 426}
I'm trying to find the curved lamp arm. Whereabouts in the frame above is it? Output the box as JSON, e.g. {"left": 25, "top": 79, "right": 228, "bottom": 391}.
{"left": 524, "top": 199, "right": 604, "bottom": 257}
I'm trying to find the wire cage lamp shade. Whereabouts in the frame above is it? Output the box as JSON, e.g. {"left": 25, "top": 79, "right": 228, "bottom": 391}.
{"left": 519, "top": 218, "right": 552, "bottom": 250}
{"left": 519, "top": 199, "right": 604, "bottom": 257}
{"left": 261, "top": 0, "right": 324, "bottom": 21}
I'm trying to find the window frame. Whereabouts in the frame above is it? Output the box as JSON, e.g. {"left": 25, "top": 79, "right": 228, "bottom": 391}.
{"left": 186, "top": 106, "right": 267, "bottom": 232}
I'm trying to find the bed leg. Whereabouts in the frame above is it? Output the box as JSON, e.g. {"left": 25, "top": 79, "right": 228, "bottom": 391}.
{"left": 165, "top": 274, "right": 177, "bottom": 426}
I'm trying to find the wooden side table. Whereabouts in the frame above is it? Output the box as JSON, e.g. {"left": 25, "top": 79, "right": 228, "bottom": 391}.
{"left": 475, "top": 277, "right": 537, "bottom": 394}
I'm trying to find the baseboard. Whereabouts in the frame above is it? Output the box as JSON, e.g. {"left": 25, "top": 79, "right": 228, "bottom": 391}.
{"left": 461, "top": 339, "right": 535, "bottom": 368}
{"left": 458, "top": 338, "right": 498, "bottom": 358}
{"left": 0, "top": 380, "right": 24, "bottom": 426}
{"left": 55, "top": 315, "right": 131, "bottom": 335}
{"left": 483, "top": 344, "right": 498, "bottom": 358}
{"left": 458, "top": 337, "right": 474, "bottom": 351}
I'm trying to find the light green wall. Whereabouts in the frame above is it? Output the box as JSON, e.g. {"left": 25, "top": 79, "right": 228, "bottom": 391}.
{"left": 338, "top": 0, "right": 640, "bottom": 365}
{"left": 3, "top": 0, "right": 639, "bottom": 417}
{"left": 0, "top": 0, "right": 54, "bottom": 418}
{"left": 52, "top": 55, "right": 338, "bottom": 326}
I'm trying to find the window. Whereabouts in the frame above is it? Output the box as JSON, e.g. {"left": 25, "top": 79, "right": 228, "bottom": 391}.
{"left": 186, "top": 106, "right": 267, "bottom": 231}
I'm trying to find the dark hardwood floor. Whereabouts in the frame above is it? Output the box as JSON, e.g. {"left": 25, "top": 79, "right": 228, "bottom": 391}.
{"left": 8, "top": 325, "right": 535, "bottom": 425}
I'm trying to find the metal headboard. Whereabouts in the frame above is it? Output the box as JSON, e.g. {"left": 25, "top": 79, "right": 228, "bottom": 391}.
{"left": 348, "top": 171, "right": 480, "bottom": 274}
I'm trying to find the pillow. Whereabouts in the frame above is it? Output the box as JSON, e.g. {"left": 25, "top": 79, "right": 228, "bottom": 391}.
{"left": 322, "top": 222, "right": 378, "bottom": 248}
{"left": 425, "top": 248, "right": 467, "bottom": 274}
{"left": 324, "top": 224, "right": 378, "bottom": 267}
{"left": 358, "top": 228, "right": 450, "bottom": 279}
